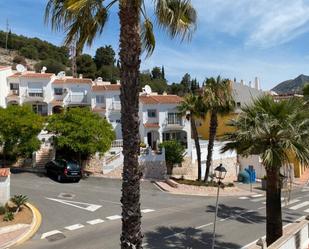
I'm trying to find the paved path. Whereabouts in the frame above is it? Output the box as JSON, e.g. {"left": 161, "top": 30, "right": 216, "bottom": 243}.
{"left": 11, "top": 173, "right": 309, "bottom": 249}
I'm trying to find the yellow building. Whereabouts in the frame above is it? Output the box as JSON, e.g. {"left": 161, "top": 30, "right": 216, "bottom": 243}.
{"left": 196, "top": 79, "right": 306, "bottom": 178}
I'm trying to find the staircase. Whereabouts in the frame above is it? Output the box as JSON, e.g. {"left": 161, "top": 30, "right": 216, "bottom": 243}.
{"left": 35, "top": 147, "right": 55, "bottom": 168}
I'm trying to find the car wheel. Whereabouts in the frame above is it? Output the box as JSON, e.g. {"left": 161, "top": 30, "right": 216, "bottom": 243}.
{"left": 57, "top": 175, "right": 62, "bottom": 182}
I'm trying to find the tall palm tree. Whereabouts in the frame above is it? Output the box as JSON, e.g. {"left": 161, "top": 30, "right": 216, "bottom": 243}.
{"left": 202, "top": 76, "right": 235, "bottom": 182}
{"left": 222, "top": 96, "right": 309, "bottom": 245}
{"left": 178, "top": 93, "right": 207, "bottom": 181}
{"left": 45, "top": 1, "right": 197, "bottom": 248}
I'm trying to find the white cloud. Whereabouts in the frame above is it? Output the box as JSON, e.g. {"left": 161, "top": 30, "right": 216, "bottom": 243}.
{"left": 192, "top": 0, "right": 309, "bottom": 48}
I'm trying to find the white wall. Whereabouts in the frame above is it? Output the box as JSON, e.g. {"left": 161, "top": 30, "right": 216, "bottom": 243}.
{"left": 238, "top": 155, "right": 266, "bottom": 179}
{"left": 0, "top": 68, "right": 13, "bottom": 107}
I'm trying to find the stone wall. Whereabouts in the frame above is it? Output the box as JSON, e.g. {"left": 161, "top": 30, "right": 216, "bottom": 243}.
{"left": 141, "top": 161, "right": 167, "bottom": 179}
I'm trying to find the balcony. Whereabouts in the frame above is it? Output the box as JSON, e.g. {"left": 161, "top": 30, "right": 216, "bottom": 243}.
{"left": 24, "top": 89, "right": 45, "bottom": 102}
{"left": 165, "top": 113, "right": 184, "bottom": 127}
{"left": 64, "top": 93, "right": 89, "bottom": 105}
{"left": 109, "top": 101, "right": 121, "bottom": 111}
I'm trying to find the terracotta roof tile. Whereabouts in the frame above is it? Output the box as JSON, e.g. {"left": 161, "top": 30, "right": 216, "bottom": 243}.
{"left": 0, "top": 168, "right": 10, "bottom": 177}
{"left": 8, "top": 73, "right": 22, "bottom": 78}
{"left": 0, "top": 66, "right": 10, "bottom": 71}
{"left": 144, "top": 123, "right": 160, "bottom": 128}
{"left": 20, "top": 73, "right": 54, "bottom": 79}
{"left": 53, "top": 78, "right": 92, "bottom": 84}
{"left": 92, "top": 107, "right": 106, "bottom": 113}
{"left": 139, "top": 95, "right": 183, "bottom": 104}
{"left": 92, "top": 84, "right": 121, "bottom": 91}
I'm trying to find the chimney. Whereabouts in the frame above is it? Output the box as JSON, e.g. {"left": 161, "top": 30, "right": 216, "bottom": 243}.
{"left": 255, "top": 77, "right": 260, "bottom": 90}
{"left": 163, "top": 91, "right": 167, "bottom": 95}
{"left": 79, "top": 74, "right": 83, "bottom": 79}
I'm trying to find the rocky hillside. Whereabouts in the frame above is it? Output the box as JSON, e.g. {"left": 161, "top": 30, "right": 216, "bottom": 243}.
{"left": 0, "top": 47, "right": 39, "bottom": 70}
{"left": 272, "top": 74, "right": 309, "bottom": 94}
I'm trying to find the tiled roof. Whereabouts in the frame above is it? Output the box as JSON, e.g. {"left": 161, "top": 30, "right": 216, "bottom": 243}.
{"left": 0, "top": 168, "right": 10, "bottom": 177}
{"left": 0, "top": 66, "right": 10, "bottom": 71}
{"left": 139, "top": 95, "right": 183, "bottom": 104}
{"left": 144, "top": 123, "right": 160, "bottom": 128}
{"left": 53, "top": 78, "right": 92, "bottom": 84}
{"left": 92, "top": 107, "right": 106, "bottom": 113}
{"left": 8, "top": 73, "right": 22, "bottom": 78}
{"left": 92, "top": 84, "right": 121, "bottom": 91}
{"left": 20, "top": 73, "right": 54, "bottom": 79}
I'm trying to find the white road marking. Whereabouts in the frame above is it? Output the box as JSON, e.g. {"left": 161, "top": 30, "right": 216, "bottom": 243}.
{"left": 282, "top": 199, "right": 300, "bottom": 207}
{"left": 41, "top": 230, "right": 62, "bottom": 239}
{"left": 238, "top": 196, "right": 249, "bottom": 200}
{"left": 258, "top": 206, "right": 265, "bottom": 210}
{"left": 251, "top": 194, "right": 264, "bottom": 198}
{"left": 87, "top": 219, "right": 105, "bottom": 225}
{"left": 195, "top": 222, "right": 213, "bottom": 229}
{"left": 251, "top": 197, "right": 266, "bottom": 202}
{"left": 164, "top": 231, "right": 184, "bottom": 239}
{"left": 65, "top": 224, "right": 84, "bottom": 231}
{"left": 141, "top": 209, "right": 155, "bottom": 213}
{"left": 106, "top": 215, "right": 122, "bottom": 220}
{"left": 100, "top": 199, "right": 121, "bottom": 205}
{"left": 46, "top": 197, "right": 102, "bottom": 212}
{"left": 289, "top": 201, "right": 309, "bottom": 210}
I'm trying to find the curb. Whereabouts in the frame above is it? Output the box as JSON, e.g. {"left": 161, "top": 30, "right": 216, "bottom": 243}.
{"left": 1, "top": 202, "right": 42, "bottom": 248}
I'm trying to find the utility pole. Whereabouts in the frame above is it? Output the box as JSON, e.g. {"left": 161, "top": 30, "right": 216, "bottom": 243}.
{"left": 5, "top": 19, "right": 9, "bottom": 51}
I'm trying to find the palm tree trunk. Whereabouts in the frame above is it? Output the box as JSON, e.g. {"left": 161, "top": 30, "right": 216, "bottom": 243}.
{"left": 190, "top": 116, "right": 202, "bottom": 181}
{"left": 119, "top": 1, "right": 143, "bottom": 249}
{"left": 266, "top": 167, "right": 283, "bottom": 246}
{"left": 204, "top": 111, "right": 218, "bottom": 182}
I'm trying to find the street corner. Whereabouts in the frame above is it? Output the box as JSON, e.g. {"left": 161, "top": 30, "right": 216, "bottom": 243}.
{"left": 0, "top": 202, "right": 42, "bottom": 249}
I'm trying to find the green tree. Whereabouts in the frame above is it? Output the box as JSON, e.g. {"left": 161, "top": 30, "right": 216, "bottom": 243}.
{"left": 203, "top": 76, "right": 235, "bottom": 182}
{"left": 222, "top": 96, "right": 309, "bottom": 245}
{"left": 94, "top": 45, "right": 116, "bottom": 68}
{"left": 96, "top": 65, "right": 120, "bottom": 82}
{"left": 151, "top": 66, "right": 163, "bottom": 79}
{"left": 0, "top": 105, "right": 44, "bottom": 163}
{"left": 303, "top": 84, "right": 309, "bottom": 103}
{"left": 46, "top": 108, "right": 115, "bottom": 166}
{"left": 34, "top": 59, "right": 66, "bottom": 74}
{"left": 159, "top": 140, "right": 185, "bottom": 172}
{"left": 20, "top": 45, "right": 39, "bottom": 60}
{"left": 162, "top": 65, "right": 165, "bottom": 80}
{"left": 178, "top": 94, "right": 207, "bottom": 181}
{"left": 76, "top": 54, "right": 97, "bottom": 79}
{"left": 45, "top": 0, "right": 196, "bottom": 247}
{"left": 180, "top": 73, "right": 191, "bottom": 94}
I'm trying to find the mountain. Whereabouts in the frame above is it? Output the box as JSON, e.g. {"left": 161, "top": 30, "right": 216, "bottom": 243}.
{"left": 272, "top": 74, "right": 309, "bottom": 94}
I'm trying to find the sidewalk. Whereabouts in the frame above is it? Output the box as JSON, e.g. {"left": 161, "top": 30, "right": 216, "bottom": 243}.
{"left": 155, "top": 180, "right": 257, "bottom": 197}
{"left": 293, "top": 168, "right": 309, "bottom": 187}
{"left": 0, "top": 224, "right": 30, "bottom": 248}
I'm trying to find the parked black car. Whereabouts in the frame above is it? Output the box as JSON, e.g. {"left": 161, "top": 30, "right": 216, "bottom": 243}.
{"left": 45, "top": 159, "right": 82, "bottom": 182}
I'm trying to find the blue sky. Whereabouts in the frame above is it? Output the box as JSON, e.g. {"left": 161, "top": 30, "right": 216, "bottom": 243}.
{"left": 1, "top": 0, "right": 309, "bottom": 90}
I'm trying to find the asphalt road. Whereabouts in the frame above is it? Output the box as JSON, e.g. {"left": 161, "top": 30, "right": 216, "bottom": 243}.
{"left": 11, "top": 172, "right": 309, "bottom": 249}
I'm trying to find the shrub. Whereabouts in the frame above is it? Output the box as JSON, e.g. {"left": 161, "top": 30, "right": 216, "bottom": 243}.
{"left": 11, "top": 194, "right": 28, "bottom": 213}
{"left": 0, "top": 206, "right": 6, "bottom": 215}
{"left": 13, "top": 55, "right": 27, "bottom": 65}
{"left": 159, "top": 140, "right": 185, "bottom": 165}
{"left": 3, "top": 211, "right": 14, "bottom": 222}
{"left": 20, "top": 45, "right": 39, "bottom": 60}
{"left": 34, "top": 59, "right": 66, "bottom": 74}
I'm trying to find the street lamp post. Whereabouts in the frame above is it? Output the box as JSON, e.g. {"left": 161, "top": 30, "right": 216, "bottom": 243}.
{"left": 211, "top": 163, "right": 227, "bottom": 249}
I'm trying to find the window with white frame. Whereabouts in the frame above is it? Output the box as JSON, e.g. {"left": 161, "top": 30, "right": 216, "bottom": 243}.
{"left": 54, "top": 88, "right": 63, "bottom": 95}
{"left": 147, "top": 109, "right": 156, "bottom": 118}
{"left": 96, "top": 95, "right": 105, "bottom": 104}
{"left": 167, "top": 113, "right": 182, "bottom": 125}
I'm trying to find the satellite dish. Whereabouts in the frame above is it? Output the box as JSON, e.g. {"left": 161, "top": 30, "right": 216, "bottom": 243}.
{"left": 57, "top": 71, "right": 66, "bottom": 78}
{"left": 16, "top": 64, "right": 26, "bottom": 73}
{"left": 97, "top": 77, "right": 103, "bottom": 82}
{"left": 144, "top": 85, "right": 152, "bottom": 95}
{"left": 42, "top": 66, "right": 47, "bottom": 71}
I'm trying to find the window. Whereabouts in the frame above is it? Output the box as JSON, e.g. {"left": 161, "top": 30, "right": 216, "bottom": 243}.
{"left": 148, "top": 109, "right": 156, "bottom": 118}
{"left": 96, "top": 95, "right": 105, "bottom": 104}
{"left": 54, "top": 88, "right": 63, "bottom": 95}
{"left": 10, "top": 83, "right": 19, "bottom": 90}
{"left": 236, "top": 102, "right": 241, "bottom": 108}
{"left": 116, "top": 119, "right": 121, "bottom": 123}
{"left": 167, "top": 113, "right": 182, "bottom": 125}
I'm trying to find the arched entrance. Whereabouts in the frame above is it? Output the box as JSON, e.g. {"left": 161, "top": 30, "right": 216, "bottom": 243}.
{"left": 52, "top": 105, "right": 63, "bottom": 114}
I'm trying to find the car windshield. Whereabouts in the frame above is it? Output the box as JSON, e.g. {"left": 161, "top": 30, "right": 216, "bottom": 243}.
{"left": 66, "top": 162, "right": 80, "bottom": 170}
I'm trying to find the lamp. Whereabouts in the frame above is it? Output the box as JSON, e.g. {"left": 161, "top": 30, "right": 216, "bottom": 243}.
{"left": 212, "top": 163, "right": 227, "bottom": 249}
{"left": 214, "top": 163, "right": 227, "bottom": 182}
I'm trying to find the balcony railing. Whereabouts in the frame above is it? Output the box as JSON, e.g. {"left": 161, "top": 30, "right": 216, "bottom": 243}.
{"left": 9, "top": 89, "right": 19, "bottom": 96}
{"left": 65, "top": 93, "right": 88, "bottom": 104}
{"left": 26, "top": 89, "right": 45, "bottom": 99}
{"left": 109, "top": 101, "right": 121, "bottom": 111}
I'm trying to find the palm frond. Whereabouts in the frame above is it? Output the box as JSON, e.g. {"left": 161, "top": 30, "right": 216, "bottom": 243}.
{"left": 155, "top": 0, "right": 197, "bottom": 40}
{"left": 141, "top": 19, "right": 156, "bottom": 57}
